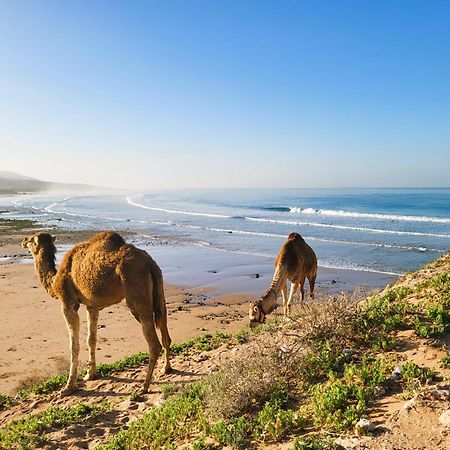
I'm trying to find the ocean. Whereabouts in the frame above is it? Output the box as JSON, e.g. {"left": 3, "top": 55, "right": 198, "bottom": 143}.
{"left": 3, "top": 188, "right": 450, "bottom": 276}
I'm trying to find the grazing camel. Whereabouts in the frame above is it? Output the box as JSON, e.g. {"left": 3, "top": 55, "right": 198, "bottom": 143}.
{"left": 249, "top": 232, "right": 317, "bottom": 327}
{"left": 21, "top": 231, "right": 172, "bottom": 396}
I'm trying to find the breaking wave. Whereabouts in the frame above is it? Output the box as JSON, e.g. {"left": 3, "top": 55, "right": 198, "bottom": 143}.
{"left": 288, "top": 207, "right": 450, "bottom": 224}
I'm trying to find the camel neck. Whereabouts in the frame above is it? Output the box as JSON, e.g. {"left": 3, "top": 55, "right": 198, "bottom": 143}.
{"left": 260, "top": 289, "right": 277, "bottom": 314}
{"left": 35, "top": 250, "right": 57, "bottom": 297}
{"left": 269, "top": 265, "right": 287, "bottom": 294}
{"left": 259, "top": 265, "right": 287, "bottom": 314}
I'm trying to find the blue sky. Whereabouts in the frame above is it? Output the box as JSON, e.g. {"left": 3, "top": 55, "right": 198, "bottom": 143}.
{"left": 1, "top": 1, "right": 449, "bottom": 189}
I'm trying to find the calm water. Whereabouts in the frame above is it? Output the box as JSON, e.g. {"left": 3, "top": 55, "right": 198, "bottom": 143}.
{"left": 3, "top": 188, "right": 450, "bottom": 275}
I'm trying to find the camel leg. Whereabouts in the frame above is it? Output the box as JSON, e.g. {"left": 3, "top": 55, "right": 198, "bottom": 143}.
{"left": 126, "top": 295, "right": 162, "bottom": 393}
{"left": 309, "top": 274, "right": 316, "bottom": 300}
{"left": 140, "top": 314, "right": 162, "bottom": 393}
{"left": 281, "top": 282, "right": 288, "bottom": 316}
{"left": 84, "top": 307, "right": 99, "bottom": 381}
{"left": 156, "top": 317, "right": 172, "bottom": 374}
{"left": 61, "top": 304, "right": 80, "bottom": 396}
{"left": 287, "top": 282, "right": 299, "bottom": 315}
{"left": 300, "top": 279, "right": 305, "bottom": 303}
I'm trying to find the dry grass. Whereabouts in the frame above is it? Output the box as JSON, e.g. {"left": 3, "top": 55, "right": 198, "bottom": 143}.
{"left": 205, "top": 295, "right": 357, "bottom": 419}
{"left": 289, "top": 294, "right": 359, "bottom": 346}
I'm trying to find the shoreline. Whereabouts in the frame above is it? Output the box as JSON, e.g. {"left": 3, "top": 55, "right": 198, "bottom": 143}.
{"left": 0, "top": 219, "right": 396, "bottom": 395}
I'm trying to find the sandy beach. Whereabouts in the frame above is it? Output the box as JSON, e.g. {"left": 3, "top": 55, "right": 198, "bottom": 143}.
{"left": 0, "top": 222, "right": 396, "bottom": 395}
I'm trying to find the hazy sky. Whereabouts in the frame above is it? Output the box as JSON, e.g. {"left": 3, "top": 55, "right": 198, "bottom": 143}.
{"left": 1, "top": 1, "right": 449, "bottom": 189}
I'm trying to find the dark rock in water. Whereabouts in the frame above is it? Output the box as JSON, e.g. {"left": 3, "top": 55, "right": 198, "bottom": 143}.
{"left": 208, "top": 270, "right": 218, "bottom": 273}
{"left": 331, "top": 279, "right": 337, "bottom": 284}
{"left": 250, "top": 273, "right": 260, "bottom": 279}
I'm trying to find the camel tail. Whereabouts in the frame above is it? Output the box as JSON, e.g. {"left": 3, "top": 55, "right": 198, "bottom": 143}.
{"left": 148, "top": 259, "right": 167, "bottom": 328}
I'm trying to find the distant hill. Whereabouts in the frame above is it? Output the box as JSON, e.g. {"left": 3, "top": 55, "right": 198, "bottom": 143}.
{"left": 0, "top": 171, "right": 98, "bottom": 194}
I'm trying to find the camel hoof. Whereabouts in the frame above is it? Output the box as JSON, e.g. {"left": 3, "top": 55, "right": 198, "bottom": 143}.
{"left": 83, "top": 372, "right": 97, "bottom": 381}
{"left": 59, "top": 386, "right": 77, "bottom": 397}
{"left": 137, "top": 387, "right": 149, "bottom": 396}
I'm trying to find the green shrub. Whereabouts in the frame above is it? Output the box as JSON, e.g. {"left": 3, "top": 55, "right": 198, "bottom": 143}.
{"left": 0, "top": 394, "right": 13, "bottom": 411}
{"left": 291, "top": 435, "right": 338, "bottom": 449}
{"left": 98, "top": 383, "right": 207, "bottom": 450}
{"left": 253, "top": 398, "right": 305, "bottom": 442}
{"left": 0, "top": 402, "right": 108, "bottom": 449}
{"left": 210, "top": 417, "right": 250, "bottom": 449}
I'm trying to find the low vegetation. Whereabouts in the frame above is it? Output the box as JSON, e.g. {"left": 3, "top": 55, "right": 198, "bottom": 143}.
{"left": 0, "top": 402, "right": 109, "bottom": 450}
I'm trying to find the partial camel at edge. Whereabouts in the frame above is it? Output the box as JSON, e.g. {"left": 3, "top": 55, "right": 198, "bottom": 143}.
{"left": 21, "top": 231, "right": 172, "bottom": 396}
{"left": 249, "top": 232, "right": 317, "bottom": 327}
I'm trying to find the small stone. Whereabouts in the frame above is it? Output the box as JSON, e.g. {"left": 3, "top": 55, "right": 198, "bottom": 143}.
{"left": 391, "top": 366, "right": 401, "bottom": 380}
{"left": 403, "top": 398, "right": 416, "bottom": 411}
{"left": 335, "top": 437, "right": 362, "bottom": 449}
{"left": 342, "top": 348, "right": 353, "bottom": 356}
{"left": 431, "top": 389, "right": 450, "bottom": 401}
{"left": 154, "top": 397, "right": 166, "bottom": 408}
{"left": 355, "top": 418, "right": 376, "bottom": 435}
{"left": 439, "top": 410, "right": 450, "bottom": 427}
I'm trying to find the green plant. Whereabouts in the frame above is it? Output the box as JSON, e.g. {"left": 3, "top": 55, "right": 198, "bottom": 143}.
{"left": 161, "top": 383, "right": 179, "bottom": 398}
{"left": 0, "top": 402, "right": 109, "bottom": 449}
{"left": 398, "top": 361, "right": 435, "bottom": 399}
{"left": 311, "top": 357, "right": 389, "bottom": 431}
{"left": 210, "top": 417, "right": 250, "bottom": 449}
{"left": 291, "top": 435, "right": 338, "bottom": 449}
{"left": 302, "top": 341, "right": 352, "bottom": 383}
{"left": 400, "top": 361, "right": 435, "bottom": 384}
{"left": 441, "top": 356, "right": 450, "bottom": 368}
{"left": 170, "top": 332, "right": 231, "bottom": 356}
{"left": 0, "top": 394, "right": 13, "bottom": 411}
{"left": 98, "top": 383, "right": 208, "bottom": 450}
{"left": 253, "top": 398, "right": 305, "bottom": 442}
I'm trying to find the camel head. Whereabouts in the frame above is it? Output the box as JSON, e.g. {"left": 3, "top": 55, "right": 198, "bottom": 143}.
{"left": 21, "top": 232, "right": 57, "bottom": 257}
{"left": 248, "top": 300, "right": 266, "bottom": 328}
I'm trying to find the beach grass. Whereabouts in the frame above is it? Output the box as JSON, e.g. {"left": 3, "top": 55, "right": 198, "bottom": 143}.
{"left": 0, "top": 402, "right": 109, "bottom": 449}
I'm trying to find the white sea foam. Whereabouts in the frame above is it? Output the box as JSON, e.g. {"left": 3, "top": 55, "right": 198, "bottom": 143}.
{"left": 289, "top": 207, "right": 450, "bottom": 224}
{"left": 126, "top": 196, "right": 232, "bottom": 219}
{"left": 171, "top": 223, "right": 440, "bottom": 253}
{"left": 319, "top": 262, "right": 401, "bottom": 276}
{"left": 245, "top": 216, "right": 450, "bottom": 239}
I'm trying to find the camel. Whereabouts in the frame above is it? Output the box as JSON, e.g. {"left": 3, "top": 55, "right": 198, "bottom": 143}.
{"left": 21, "top": 231, "right": 172, "bottom": 396}
{"left": 248, "top": 232, "right": 317, "bottom": 327}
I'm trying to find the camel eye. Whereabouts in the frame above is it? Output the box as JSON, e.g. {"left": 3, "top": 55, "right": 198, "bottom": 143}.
{"left": 253, "top": 306, "right": 259, "bottom": 313}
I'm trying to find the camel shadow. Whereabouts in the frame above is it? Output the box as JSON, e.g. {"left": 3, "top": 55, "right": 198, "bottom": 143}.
{"left": 160, "top": 367, "right": 200, "bottom": 378}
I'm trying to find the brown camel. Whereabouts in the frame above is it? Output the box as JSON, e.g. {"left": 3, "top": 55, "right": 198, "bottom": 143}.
{"left": 249, "top": 232, "right": 317, "bottom": 327}
{"left": 21, "top": 231, "right": 172, "bottom": 396}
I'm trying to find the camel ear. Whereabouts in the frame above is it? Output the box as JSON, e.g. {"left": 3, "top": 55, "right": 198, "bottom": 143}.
{"left": 52, "top": 235, "right": 57, "bottom": 242}
{"left": 34, "top": 236, "right": 39, "bottom": 245}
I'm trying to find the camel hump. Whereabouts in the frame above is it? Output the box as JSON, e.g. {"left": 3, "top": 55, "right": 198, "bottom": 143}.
{"left": 287, "top": 232, "right": 304, "bottom": 242}
{"left": 88, "top": 231, "right": 126, "bottom": 252}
